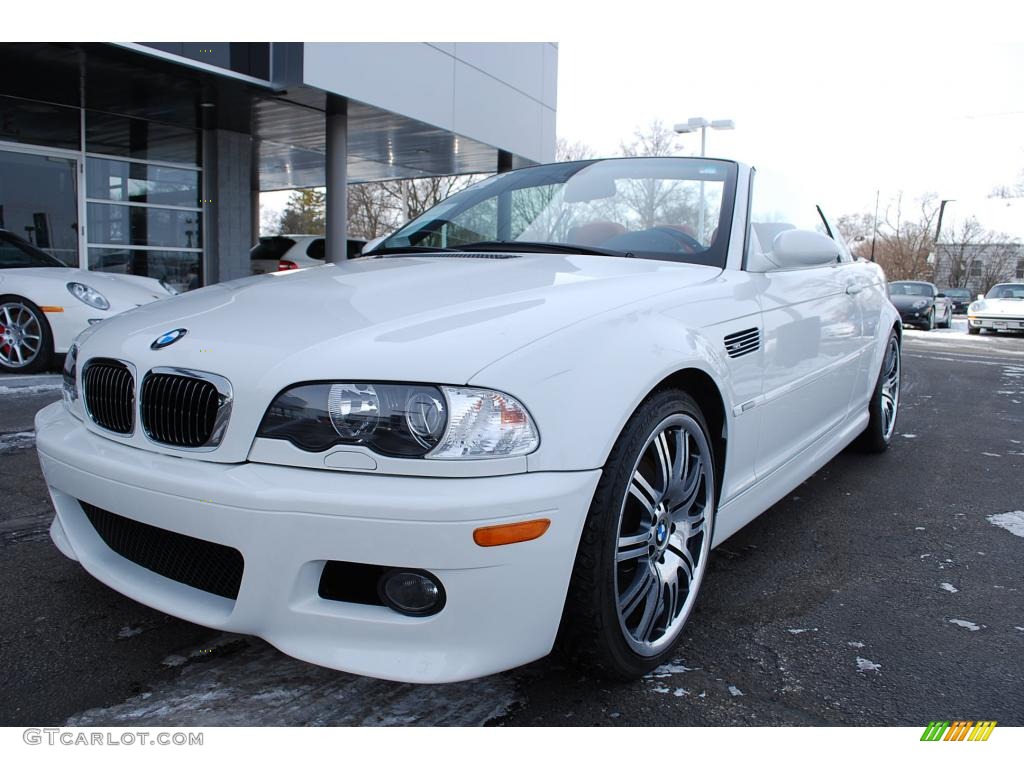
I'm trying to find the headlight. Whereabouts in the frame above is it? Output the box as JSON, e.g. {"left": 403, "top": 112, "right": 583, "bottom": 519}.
{"left": 257, "top": 382, "right": 539, "bottom": 459}
{"left": 66, "top": 282, "right": 110, "bottom": 310}
{"left": 912, "top": 299, "right": 928, "bottom": 309}
{"left": 62, "top": 343, "right": 83, "bottom": 420}
{"left": 969, "top": 301, "right": 986, "bottom": 313}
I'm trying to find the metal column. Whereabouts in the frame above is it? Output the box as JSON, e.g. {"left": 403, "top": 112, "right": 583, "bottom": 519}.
{"left": 325, "top": 95, "right": 348, "bottom": 263}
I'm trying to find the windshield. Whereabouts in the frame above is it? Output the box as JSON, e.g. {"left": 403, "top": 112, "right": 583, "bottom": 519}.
{"left": 890, "top": 282, "right": 934, "bottom": 297}
{"left": 0, "top": 230, "right": 65, "bottom": 268}
{"left": 377, "top": 158, "right": 738, "bottom": 267}
{"left": 944, "top": 288, "right": 971, "bottom": 298}
{"left": 987, "top": 283, "right": 1024, "bottom": 299}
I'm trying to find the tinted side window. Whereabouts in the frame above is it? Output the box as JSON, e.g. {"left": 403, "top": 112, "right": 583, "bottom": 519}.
{"left": 251, "top": 237, "right": 295, "bottom": 261}
{"left": 306, "top": 238, "right": 325, "bottom": 260}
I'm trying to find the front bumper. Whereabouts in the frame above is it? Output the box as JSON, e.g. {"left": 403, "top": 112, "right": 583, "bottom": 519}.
{"left": 896, "top": 307, "right": 930, "bottom": 325}
{"left": 968, "top": 315, "right": 1024, "bottom": 331}
{"left": 35, "top": 402, "right": 600, "bottom": 683}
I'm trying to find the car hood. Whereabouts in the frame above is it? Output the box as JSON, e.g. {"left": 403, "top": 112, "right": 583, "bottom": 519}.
{"left": 889, "top": 294, "right": 930, "bottom": 309}
{"left": 0, "top": 267, "right": 169, "bottom": 306}
{"left": 974, "top": 298, "right": 1024, "bottom": 316}
{"left": 79, "top": 254, "right": 720, "bottom": 385}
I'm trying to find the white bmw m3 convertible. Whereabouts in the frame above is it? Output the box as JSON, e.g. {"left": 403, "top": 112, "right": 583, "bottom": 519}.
{"left": 35, "top": 157, "right": 901, "bottom": 683}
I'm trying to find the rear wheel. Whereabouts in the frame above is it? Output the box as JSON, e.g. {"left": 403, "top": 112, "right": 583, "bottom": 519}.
{"left": 558, "top": 389, "right": 715, "bottom": 679}
{"left": 0, "top": 296, "right": 53, "bottom": 374}
{"left": 858, "top": 329, "right": 900, "bottom": 453}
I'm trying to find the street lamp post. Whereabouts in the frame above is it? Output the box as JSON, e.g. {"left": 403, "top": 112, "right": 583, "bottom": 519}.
{"left": 932, "top": 199, "right": 955, "bottom": 281}
{"left": 674, "top": 117, "right": 735, "bottom": 238}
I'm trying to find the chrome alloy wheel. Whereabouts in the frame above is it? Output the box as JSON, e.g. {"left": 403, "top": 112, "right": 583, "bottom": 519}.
{"left": 0, "top": 302, "right": 43, "bottom": 369}
{"left": 880, "top": 334, "right": 901, "bottom": 441}
{"left": 614, "top": 413, "right": 714, "bottom": 656}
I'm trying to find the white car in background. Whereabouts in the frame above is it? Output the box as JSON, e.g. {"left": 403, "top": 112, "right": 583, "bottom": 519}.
{"left": 250, "top": 234, "right": 368, "bottom": 274}
{"left": 0, "top": 229, "right": 175, "bottom": 373}
{"left": 37, "top": 157, "right": 901, "bottom": 683}
{"left": 967, "top": 282, "right": 1024, "bottom": 334}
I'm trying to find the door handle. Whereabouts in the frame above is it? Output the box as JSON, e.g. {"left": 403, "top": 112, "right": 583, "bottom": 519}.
{"left": 845, "top": 283, "right": 865, "bottom": 295}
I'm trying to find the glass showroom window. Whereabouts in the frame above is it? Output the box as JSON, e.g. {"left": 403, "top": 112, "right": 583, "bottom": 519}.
{"left": 85, "top": 114, "right": 202, "bottom": 292}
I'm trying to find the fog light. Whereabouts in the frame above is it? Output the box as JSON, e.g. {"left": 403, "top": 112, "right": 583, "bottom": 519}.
{"left": 378, "top": 569, "right": 445, "bottom": 617}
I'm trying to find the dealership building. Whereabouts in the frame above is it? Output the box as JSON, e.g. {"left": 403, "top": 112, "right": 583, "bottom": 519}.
{"left": 0, "top": 43, "right": 557, "bottom": 291}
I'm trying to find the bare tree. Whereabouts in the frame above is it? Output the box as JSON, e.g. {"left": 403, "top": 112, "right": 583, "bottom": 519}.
{"left": 871, "top": 193, "right": 938, "bottom": 281}
{"left": 939, "top": 217, "right": 989, "bottom": 288}
{"left": 833, "top": 211, "right": 875, "bottom": 258}
{"left": 978, "top": 241, "right": 1021, "bottom": 293}
{"left": 619, "top": 119, "right": 682, "bottom": 157}
{"left": 556, "top": 137, "right": 597, "bottom": 161}
{"left": 989, "top": 170, "right": 1024, "bottom": 199}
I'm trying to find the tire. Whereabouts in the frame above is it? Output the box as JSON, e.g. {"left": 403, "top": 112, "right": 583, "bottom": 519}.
{"left": 558, "top": 389, "right": 716, "bottom": 680}
{"left": 943, "top": 308, "right": 952, "bottom": 328}
{"left": 924, "top": 310, "right": 934, "bottom": 331}
{"left": 968, "top": 325, "right": 980, "bottom": 335}
{"left": 0, "top": 295, "right": 53, "bottom": 374}
{"left": 858, "top": 328, "right": 901, "bottom": 453}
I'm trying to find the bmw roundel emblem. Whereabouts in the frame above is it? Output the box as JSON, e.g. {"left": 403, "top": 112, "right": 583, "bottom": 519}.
{"left": 151, "top": 328, "right": 188, "bottom": 350}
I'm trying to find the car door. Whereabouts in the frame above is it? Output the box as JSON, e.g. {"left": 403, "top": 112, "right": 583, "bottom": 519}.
{"left": 748, "top": 187, "right": 863, "bottom": 480}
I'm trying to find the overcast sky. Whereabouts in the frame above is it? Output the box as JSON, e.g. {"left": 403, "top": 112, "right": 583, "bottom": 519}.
{"left": 556, "top": 33, "right": 1024, "bottom": 229}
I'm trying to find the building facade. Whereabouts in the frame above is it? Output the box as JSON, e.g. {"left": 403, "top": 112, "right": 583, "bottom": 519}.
{"left": 0, "top": 43, "right": 557, "bottom": 291}
{"left": 933, "top": 241, "right": 1024, "bottom": 296}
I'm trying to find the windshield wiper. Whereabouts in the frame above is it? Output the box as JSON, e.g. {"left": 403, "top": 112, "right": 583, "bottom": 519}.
{"left": 458, "top": 240, "right": 633, "bottom": 258}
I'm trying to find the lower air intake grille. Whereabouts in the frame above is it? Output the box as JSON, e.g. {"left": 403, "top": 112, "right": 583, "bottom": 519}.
{"left": 141, "top": 372, "right": 222, "bottom": 448}
{"left": 724, "top": 328, "right": 761, "bottom": 359}
{"left": 80, "top": 501, "right": 244, "bottom": 600}
{"left": 83, "top": 359, "right": 135, "bottom": 434}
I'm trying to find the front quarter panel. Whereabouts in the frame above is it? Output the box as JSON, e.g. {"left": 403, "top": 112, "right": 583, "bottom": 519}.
{"left": 470, "top": 270, "right": 763, "bottom": 505}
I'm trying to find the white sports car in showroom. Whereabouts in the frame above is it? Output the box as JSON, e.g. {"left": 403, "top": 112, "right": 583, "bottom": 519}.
{"left": 1, "top": 229, "right": 175, "bottom": 373}
{"left": 967, "top": 282, "right": 1024, "bottom": 334}
{"left": 35, "top": 157, "right": 901, "bottom": 683}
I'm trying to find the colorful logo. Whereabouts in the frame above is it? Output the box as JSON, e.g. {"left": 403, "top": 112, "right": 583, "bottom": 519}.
{"left": 921, "top": 721, "right": 997, "bottom": 741}
{"left": 151, "top": 328, "right": 188, "bottom": 350}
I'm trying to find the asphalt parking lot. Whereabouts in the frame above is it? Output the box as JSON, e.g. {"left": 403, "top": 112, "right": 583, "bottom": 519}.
{"left": 1, "top": 318, "right": 1021, "bottom": 727}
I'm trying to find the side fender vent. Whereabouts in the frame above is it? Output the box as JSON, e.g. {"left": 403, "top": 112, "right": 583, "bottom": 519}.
{"left": 724, "top": 328, "right": 761, "bottom": 359}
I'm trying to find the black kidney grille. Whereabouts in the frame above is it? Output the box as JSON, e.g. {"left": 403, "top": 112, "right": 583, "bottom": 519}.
{"left": 83, "top": 359, "right": 135, "bottom": 434}
{"left": 141, "top": 373, "right": 220, "bottom": 448}
{"left": 724, "top": 327, "right": 761, "bottom": 359}
{"left": 80, "top": 501, "right": 244, "bottom": 600}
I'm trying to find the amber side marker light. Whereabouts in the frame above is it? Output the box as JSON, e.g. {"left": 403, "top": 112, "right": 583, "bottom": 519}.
{"left": 39, "top": 306, "right": 64, "bottom": 313}
{"left": 473, "top": 518, "right": 551, "bottom": 547}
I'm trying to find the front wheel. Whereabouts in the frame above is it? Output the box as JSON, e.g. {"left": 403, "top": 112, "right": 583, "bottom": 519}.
{"left": 0, "top": 296, "right": 53, "bottom": 374}
{"left": 858, "top": 329, "right": 901, "bottom": 453}
{"left": 558, "top": 389, "right": 715, "bottom": 679}
{"left": 968, "top": 324, "right": 980, "bottom": 335}
{"left": 924, "top": 310, "right": 935, "bottom": 331}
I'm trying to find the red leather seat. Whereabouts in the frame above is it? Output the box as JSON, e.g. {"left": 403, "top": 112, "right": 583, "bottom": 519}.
{"left": 566, "top": 221, "right": 626, "bottom": 246}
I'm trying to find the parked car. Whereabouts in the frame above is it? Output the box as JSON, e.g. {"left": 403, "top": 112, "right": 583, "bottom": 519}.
{"left": 37, "top": 157, "right": 901, "bottom": 683}
{"left": 967, "top": 282, "right": 1024, "bottom": 334}
{"left": 942, "top": 287, "right": 972, "bottom": 314}
{"left": 888, "top": 280, "right": 952, "bottom": 330}
{"left": 250, "top": 234, "right": 368, "bottom": 274}
{"left": 0, "top": 229, "right": 175, "bottom": 373}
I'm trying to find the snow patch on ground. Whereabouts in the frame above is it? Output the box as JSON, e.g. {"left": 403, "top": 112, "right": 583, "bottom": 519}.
{"left": 786, "top": 628, "right": 817, "bottom": 634}
{"left": 987, "top": 510, "right": 1024, "bottom": 538}
{"left": 982, "top": 452, "right": 1001, "bottom": 457}
{"left": 948, "top": 618, "right": 983, "bottom": 631}
{"left": 847, "top": 641, "right": 865, "bottom": 648}
{"left": 0, "top": 430, "right": 35, "bottom": 453}
{"left": 645, "top": 660, "right": 697, "bottom": 678}
{"left": 728, "top": 685, "right": 743, "bottom": 697}
{"left": 915, "top": 526, "right": 925, "bottom": 531}
{"left": 72, "top": 638, "right": 522, "bottom": 726}
{"left": 901, "top": 433, "right": 917, "bottom": 438}
{"left": 940, "top": 583, "right": 959, "bottom": 593}
{"left": 856, "top": 657, "right": 881, "bottom": 673}
{"left": 117, "top": 626, "right": 144, "bottom": 639}
{"left": 0, "top": 382, "right": 61, "bottom": 395}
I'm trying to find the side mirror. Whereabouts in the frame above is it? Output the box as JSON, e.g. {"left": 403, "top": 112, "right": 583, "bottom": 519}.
{"left": 769, "top": 229, "right": 840, "bottom": 269}
{"left": 362, "top": 235, "right": 387, "bottom": 255}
